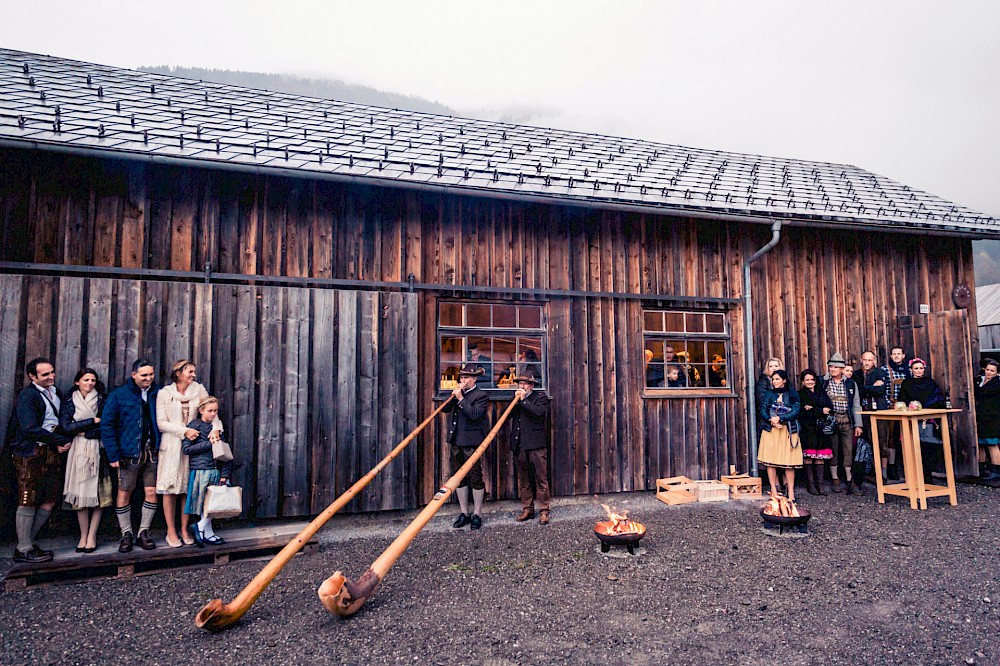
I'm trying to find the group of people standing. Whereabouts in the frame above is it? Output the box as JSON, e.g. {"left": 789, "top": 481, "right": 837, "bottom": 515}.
{"left": 6, "top": 357, "right": 234, "bottom": 563}
{"left": 755, "top": 347, "right": 952, "bottom": 501}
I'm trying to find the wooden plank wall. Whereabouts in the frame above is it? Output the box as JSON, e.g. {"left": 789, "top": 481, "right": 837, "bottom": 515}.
{"left": 0, "top": 274, "right": 418, "bottom": 518}
{"left": 0, "top": 147, "right": 981, "bottom": 509}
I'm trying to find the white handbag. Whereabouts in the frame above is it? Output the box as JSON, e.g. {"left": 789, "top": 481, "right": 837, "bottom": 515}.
{"left": 212, "top": 438, "right": 234, "bottom": 462}
{"left": 203, "top": 484, "right": 242, "bottom": 519}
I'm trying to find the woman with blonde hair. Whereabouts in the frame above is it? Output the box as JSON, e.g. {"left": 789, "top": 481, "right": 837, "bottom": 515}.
{"left": 156, "top": 360, "right": 222, "bottom": 547}
{"left": 755, "top": 358, "right": 785, "bottom": 431}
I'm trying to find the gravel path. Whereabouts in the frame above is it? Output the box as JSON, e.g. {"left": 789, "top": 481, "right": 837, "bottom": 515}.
{"left": 1, "top": 485, "right": 998, "bottom": 665}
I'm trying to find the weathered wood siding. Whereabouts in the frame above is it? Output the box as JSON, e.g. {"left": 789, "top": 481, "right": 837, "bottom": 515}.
{"left": 0, "top": 146, "right": 981, "bottom": 509}
{"left": 0, "top": 273, "right": 418, "bottom": 518}
{"left": 749, "top": 226, "right": 980, "bottom": 473}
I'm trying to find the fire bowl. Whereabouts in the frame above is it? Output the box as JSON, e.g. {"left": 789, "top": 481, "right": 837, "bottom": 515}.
{"left": 758, "top": 506, "right": 811, "bottom": 528}
{"left": 594, "top": 521, "right": 647, "bottom": 554}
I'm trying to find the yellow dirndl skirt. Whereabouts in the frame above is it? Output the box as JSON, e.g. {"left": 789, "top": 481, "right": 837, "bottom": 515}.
{"left": 757, "top": 426, "right": 803, "bottom": 469}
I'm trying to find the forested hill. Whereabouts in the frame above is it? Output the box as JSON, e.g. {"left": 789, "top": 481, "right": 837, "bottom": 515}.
{"left": 137, "top": 66, "right": 458, "bottom": 116}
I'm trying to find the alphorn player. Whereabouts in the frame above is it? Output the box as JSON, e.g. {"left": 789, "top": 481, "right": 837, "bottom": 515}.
{"left": 510, "top": 371, "right": 552, "bottom": 525}
{"left": 446, "top": 365, "right": 491, "bottom": 530}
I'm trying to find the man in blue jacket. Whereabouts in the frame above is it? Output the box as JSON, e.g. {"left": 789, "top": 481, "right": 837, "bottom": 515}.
{"left": 7, "top": 358, "right": 70, "bottom": 563}
{"left": 101, "top": 359, "right": 161, "bottom": 553}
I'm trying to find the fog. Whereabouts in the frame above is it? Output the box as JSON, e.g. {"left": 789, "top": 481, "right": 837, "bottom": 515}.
{"left": 3, "top": 1, "right": 998, "bottom": 218}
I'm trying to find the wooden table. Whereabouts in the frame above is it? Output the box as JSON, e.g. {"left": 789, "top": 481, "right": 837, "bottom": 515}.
{"left": 862, "top": 408, "right": 960, "bottom": 510}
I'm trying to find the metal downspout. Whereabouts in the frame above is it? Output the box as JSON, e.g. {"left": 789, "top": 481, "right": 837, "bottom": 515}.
{"left": 744, "top": 221, "right": 782, "bottom": 476}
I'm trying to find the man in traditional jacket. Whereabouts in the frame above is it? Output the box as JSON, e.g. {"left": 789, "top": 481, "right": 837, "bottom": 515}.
{"left": 821, "top": 352, "right": 863, "bottom": 495}
{"left": 446, "top": 365, "right": 490, "bottom": 530}
{"left": 859, "top": 351, "right": 891, "bottom": 484}
{"left": 7, "top": 358, "right": 70, "bottom": 563}
{"left": 510, "top": 372, "right": 552, "bottom": 525}
{"left": 881, "top": 345, "right": 911, "bottom": 480}
{"left": 102, "top": 359, "right": 161, "bottom": 552}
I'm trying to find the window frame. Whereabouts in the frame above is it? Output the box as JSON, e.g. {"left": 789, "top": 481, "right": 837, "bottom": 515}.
{"left": 436, "top": 299, "right": 547, "bottom": 398}
{"left": 641, "top": 307, "right": 736, "bottom": 398}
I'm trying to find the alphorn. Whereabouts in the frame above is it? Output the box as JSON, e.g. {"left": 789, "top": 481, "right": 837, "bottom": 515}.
{"left": 318, "top": 394, "right": 521, "bottom": 617}
{"left": 194, "top": 396, "right": 455, "bottom": 632}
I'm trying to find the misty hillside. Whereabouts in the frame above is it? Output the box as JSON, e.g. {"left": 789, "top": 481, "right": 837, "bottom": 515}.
{"left": 974, "top": 240, "right": 1000, "bottom": 287}
{"left": 138, "top": 66, "right": 458, "bottom": 116}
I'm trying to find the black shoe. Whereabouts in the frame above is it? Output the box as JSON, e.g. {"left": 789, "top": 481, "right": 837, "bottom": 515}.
{"left": 12, "top": 548, "right": 53, "bottom": 564}
{"left": 452, "top": 513, "right": 471, "bottom": 529}
{"left": 75, "top": 546, "right": 86, "bottom": 553}
{"left": 470, "top": 514, "right": 483, "bottom": 530}
{"left": 137, "top": 530, "right": 156, "bottom": 550}
{"left": 119, "top": 533, "right": 134, "bottom": 553}
{"left": 32, "top": 544, "right": 54, "bottom": 558}
{"left": 190, "top": 523, "right": 205, "bottom": 548}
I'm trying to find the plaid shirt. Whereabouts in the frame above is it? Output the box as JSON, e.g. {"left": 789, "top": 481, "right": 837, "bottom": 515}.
{"left": 826, "top": 377, "right": 849, "bottom": 414}
{"left": 882, "top": 364, "right": 909, "bottom": 403}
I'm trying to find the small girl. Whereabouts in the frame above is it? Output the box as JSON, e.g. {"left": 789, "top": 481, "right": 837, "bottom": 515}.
{"left": 183, "top": 396, "right": 233, "bottom": 547}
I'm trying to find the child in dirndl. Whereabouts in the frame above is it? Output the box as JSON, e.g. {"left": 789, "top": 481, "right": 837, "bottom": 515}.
{"left": 183, "top": 397, "right": 232, "bottom": 546}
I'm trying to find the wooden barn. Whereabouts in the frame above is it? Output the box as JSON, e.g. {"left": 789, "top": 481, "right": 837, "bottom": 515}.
{"left": 1, "top": 49, "right": 996, "bottom": 520}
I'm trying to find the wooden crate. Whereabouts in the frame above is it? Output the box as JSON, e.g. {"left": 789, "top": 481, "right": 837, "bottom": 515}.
{"left": 694, "top": 480, "right": 730, "bottom": 503}
{"left": 721, "top": 465, "right": 763, "bottom": 500}
{"left": 655, "top": 476, "right": 698, "bottom": 505}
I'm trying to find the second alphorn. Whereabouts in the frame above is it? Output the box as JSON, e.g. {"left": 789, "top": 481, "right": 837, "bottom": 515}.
{"left": 318, "top": 394, "right": 521, "bottom": 617}
{"left": 194, "top": 396, "right": 454, "bottom": 632}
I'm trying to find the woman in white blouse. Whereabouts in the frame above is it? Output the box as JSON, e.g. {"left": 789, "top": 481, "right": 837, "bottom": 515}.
{"left": 156, "top": 360, "right": 222, "bottom": 547}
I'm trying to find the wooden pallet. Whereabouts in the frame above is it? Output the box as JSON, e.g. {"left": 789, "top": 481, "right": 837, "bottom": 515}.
{"left": 3, "top": 523, "right": 317, "bottom": 592}
{"left": 655, "top": 476, "right": 698, "bottom": 505}
{"left": 721, "top": 466, "right": 764, "bottom": 500}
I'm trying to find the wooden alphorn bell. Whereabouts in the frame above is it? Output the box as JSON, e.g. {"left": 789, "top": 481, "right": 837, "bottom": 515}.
{"left": 195, "top": 396, "right": 455, "bottom": 632}
{"left": 318, "top": 394, "right": 521, "bottom": 617}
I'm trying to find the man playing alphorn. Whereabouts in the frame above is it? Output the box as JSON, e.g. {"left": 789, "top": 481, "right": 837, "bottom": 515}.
{"left": 446, "top": 365, "right": 490, "bottom": 530}
{"left": 510, "top": 371, "right": 552, "bottom": 525}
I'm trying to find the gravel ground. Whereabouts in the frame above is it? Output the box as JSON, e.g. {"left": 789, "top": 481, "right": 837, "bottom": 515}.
{"left": 1, "top": 484, "right": 998, "bottom": 666}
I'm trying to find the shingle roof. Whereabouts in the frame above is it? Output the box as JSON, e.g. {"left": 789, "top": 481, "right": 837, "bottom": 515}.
{"left": 0, "top": 48, "right": 995, "bottom": 236}
{"left": 977, "top": 284, "right": 1000, "bottom": 326}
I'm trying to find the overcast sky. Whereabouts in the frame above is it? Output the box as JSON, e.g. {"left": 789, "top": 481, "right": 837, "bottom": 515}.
{"left": 3, "top": 1, "right": 999, "bottom": 218}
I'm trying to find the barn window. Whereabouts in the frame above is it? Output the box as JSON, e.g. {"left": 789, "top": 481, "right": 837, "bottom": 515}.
{"left": 438, "top": 301, "right": 545, "bottom": 392}
{"left": 643, "top": 309, "right": 730, "bottom": 391}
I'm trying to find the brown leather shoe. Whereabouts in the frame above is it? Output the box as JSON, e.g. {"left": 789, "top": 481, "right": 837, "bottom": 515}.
{"left": 539, "top": 510, "right": 550, "bottom": 525}
{"left": 516, "top": 508, "right": 535, "bottom": 522}
{"left": 136, "top": 530, "right": 156, "bottom": 550}
{"left": 830, "top": 479, "right": 844, "bottom": 493}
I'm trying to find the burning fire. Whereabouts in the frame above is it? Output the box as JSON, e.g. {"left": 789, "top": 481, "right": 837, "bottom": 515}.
{"left": 599, "top": 504, "right": 643, "bottom": 535}
{"left": 762, "top": 493, "right": 800, "bottom": 518}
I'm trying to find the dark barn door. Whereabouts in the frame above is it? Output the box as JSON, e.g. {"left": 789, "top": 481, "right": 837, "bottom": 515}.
{"left": 896, "top": 310, "right": 978, "bottom": 476}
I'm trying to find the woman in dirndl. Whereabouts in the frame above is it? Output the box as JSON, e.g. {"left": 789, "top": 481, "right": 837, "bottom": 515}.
{"left": 798, "top": 369, "right": 834, "bottom": 495}
{"left": 757, "top": 369, "right": 804, "bottom": 501}
{"left": 155, "top": 360, "right": 223, "bottom": 548}
{"left": 60, "top": 368, "right": 112, "bottom": 552}
{"left": 974, "top": 359, "right": 1000, "bottom": 484}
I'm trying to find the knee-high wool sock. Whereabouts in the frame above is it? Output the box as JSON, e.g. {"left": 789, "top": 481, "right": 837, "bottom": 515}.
{"left": 116, "top": 505, "right": 133, "bottom": 536}
{"left": 139, "top": 501, "right": 157, "bottom": 533}
{"left": 472, "top": 488, "right": 485, "bottom": 516}
{"left": 30, "top": 507, "right": 52, "bottom": 542}
{"left": 15, "top": 506, "right": 35, "bottom": 552}
{"left": 455, "top": 486, "right": 470, "bottom": 515}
